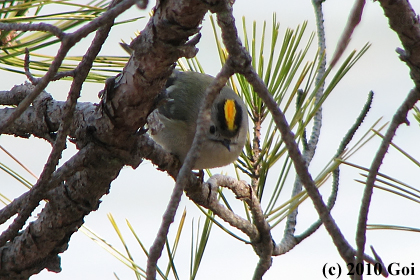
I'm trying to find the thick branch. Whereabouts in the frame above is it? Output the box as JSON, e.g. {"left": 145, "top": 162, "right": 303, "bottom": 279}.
{"left": 0, "top": 144, "right": 123, "bottom": 279}
{"left": 378, "top": 0, "right": 420, "bottom": 85}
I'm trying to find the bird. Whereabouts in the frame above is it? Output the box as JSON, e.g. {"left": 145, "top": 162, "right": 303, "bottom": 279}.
{"left": 148, "top": 70, "right": 248, "bottom": 170}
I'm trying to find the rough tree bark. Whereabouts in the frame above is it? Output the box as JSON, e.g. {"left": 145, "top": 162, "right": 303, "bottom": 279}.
{"left": 0, "top": 0, "right": 211, "bottom": 278}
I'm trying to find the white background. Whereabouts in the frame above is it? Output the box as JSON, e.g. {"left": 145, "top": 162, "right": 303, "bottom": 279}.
{"left": 1, "top": 0, "right": 420, "bottom": 279}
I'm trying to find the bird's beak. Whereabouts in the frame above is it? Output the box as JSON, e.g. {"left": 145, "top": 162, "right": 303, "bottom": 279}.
{"left": 220, "top": 139, "right": 231, "bottom": 151}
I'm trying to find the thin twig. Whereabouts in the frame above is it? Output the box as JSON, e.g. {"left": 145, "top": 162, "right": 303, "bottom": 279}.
{"left": 208, "top": 174, "right": 273, "bottom": 279}
{"left": 0, "top": 0, "right": 137, "bottom": 134}
{"left": 146, "top": 143, "right": 259, "bottom": 242}
{"left": 24, "top": 48, "right": 40, "bottom": 85}
{"left": 0, "top": 45, "right": 67, "bottom": 133}
{"left": 211, "top": 0, "right": 356, "bottom": 267}
{"left": 283, "top": 0, "right": 327, "bottom": 243}
{"left": 295, "top": 91, "right": 373, "bottom": 244}
{"left": 25, "top": 48, "right": 76, "bottom": 83}
{"left": 214, "top": 3, "right": 273, "bottom": 278}
{"left": 355, "top": 87, "right": 420, "bottom": 275}
{"left": 0, "top": 22, "right": 65, "bottom": 39}
{"left": 146, "top": 62, "right": 234, "bottom": 280}
{"left": 51, "top": 70, "right": 76, "bottom": 81}
{"left": 136, "top": 0, "right": 149, "bottom": 9}
{"left": 208, "top": 174, "right": 269, "bottom": 242}
{"left": 330, "top": 0, "right": 366, "bottom": 68}
{"left": 355, "top": 1, "right": 420, "bottom": 277}
{"left": 243, "top": 67, "right": 355, "bottom": 265}
{"left": 205, "top": 175, "right": 259, "bottom": 239}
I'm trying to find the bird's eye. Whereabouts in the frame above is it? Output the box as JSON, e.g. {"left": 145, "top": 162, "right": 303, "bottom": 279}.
{"left": 209, "top": 125, "right": 216, "bottom": 134}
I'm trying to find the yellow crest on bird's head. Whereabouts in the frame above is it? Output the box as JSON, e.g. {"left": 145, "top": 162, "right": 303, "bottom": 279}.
{"left": 224, "top": 99, "right": 237, "bottom": 131}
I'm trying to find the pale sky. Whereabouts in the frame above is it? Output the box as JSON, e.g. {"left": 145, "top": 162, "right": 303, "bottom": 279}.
{"left": 1, "top": 0, "right": 420, "bottom": 279}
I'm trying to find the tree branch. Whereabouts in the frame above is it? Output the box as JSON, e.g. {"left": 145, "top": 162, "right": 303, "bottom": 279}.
{"left": 0, "top": 143, "right": 123, "bottom": 279}
{"left": 0, "top": 83, "right": 42, "bottom": 106}
{"left": 0, "top": 0, "right": 137, "bottom": 134}
{"left": 0, "top": 1, "right": 147, "bottom": 277}
{"left": 355, "top": 87, "right": 420, "bottom": 278}
{"left": 203, "top": 175, "right": 259, "bottom": 239}
{"left": 210, "top": 0, "right": 360, "bottom": 272}
{"left": 24, "top": 49, "right": 75, "bottom": 84}
{"left": 282, "top": 0, "right": 327, "bottom": 249}
{"left": 0, "top": 0, "right": 120, "bottom": 248}
{"left": 330, "top": 0, "right": 366, "bottom": 68}
{"left": 296, "top": 91, "right": 374, "bottom": 244}
{"left": 0, "top": 22, "right": 65, "bottom": 39}
{"left": 146, "top": 56, "right": 235, "bottom": 280}
{"left": 212, "top": 3, "right": 277, "bottom": 279}
{"left": 207, "top": 174, "right": 273, "bottom": 280}
{"left": 2, "top": 0, "right": 414, "bottom": 278}
{"left": 0, "top": 143, "right": 95, "bottom": 229}
{"left": 355, "top": 1, "right": 420, "bottom": 276}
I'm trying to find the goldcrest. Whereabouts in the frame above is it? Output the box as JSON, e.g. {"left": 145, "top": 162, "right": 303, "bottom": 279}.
{"left": 148, "top": 70, "right": 248, "bottom": 169}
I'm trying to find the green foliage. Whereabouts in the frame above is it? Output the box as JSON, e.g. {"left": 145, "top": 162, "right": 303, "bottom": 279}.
{"left": 208, "top": 14, "right": 370, "bottom": 232}
{"left": 0, "top": 0, "right": 141, "bottom": 82}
